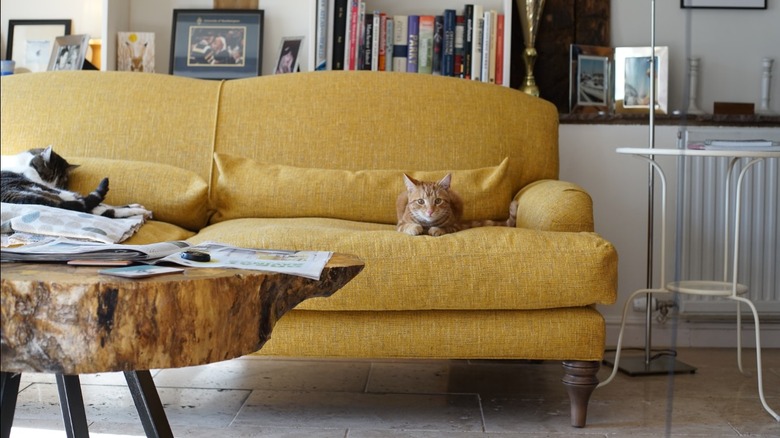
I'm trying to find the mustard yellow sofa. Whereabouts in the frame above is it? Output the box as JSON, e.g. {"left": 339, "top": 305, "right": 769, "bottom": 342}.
{"left": 1, "top": 71, "right": 617, "bottom": 427}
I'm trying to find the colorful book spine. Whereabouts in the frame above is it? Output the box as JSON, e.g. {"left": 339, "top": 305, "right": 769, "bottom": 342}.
{"left": 442, "top": 9, "right": 456, "bottom": 77}
{"left": 487, "top": 10, "right": 497, "bottom": 84}
{"left": 463, "top": 5, "right": 474, "bottom": 79}
{"left": 362, "top": 13, "right": 374, "bottom": 70}
{"left": 418, "top": 15, "right": 435, "bottom": 75}
{"left": 346, "top": 0, "right": 359, "bottom": 70}
{"left": 332, "top": 0, "right": 347, "bottom": 70}
{"left": 356, "top": 2, "right": 366, "bottom": 70}
{"left": 385, "top": 17, "right": 394, "bottom": 71}
{"left": 480, "top": 9, "right": 492, "bottom": 83}
{"left": 371, "top": 13, "right": 380, "bottom": 70}
{"left": 495, "top": 14, "right": 504, "bottom": 85}
{"left": 432, "top": 15, "right": 444, "bottom": 75}
{"left": 406, "top": 15, "right": 419, "bottom": 73}
{"left": 392, "top": 15, "right": 409, "bottom": 72}
{"left": 378, "top": 12, "right": 388, "bottom": 71}
{"left": 454, "top": 15, "right": 465, "bottom": 77}
{"left": 315, "top": 0, "right": 328, "bottom": 70}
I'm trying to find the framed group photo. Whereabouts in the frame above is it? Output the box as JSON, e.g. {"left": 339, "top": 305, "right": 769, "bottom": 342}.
{"left": 614, "top": 46, "right": 669, "bottom": 114}
{"left": 569, "top": 44, "right": 613, "bottom": 114}
{"left": 170, "top": 9, "right": 264, "bottom": 80}
{"left": 6, "top": 19, "right": 71, "bottom": 73}
{"left": 47, "top": 34, "right": 89, "bottom": 71}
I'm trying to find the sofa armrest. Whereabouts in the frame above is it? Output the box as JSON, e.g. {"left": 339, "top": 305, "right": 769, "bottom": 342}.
{"left": 514, "top": 180, "right": 594, "bottom": 232}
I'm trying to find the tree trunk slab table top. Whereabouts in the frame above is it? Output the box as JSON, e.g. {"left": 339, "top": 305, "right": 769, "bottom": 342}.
{"left": 0, "top": 253, "right": 364, "bottom": 438}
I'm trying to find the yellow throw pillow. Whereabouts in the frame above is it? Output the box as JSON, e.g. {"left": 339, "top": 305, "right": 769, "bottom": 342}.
{"left": 212, "top": 153, "right": 512, "bottom": 224}
{"left": 69, "top": 157, "right": 210, "bottom": 231}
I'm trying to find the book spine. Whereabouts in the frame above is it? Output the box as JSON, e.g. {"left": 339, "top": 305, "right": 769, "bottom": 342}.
{"left": 378, "top": 12, "right": 387, "bottom": 71}
{"left": 487, "top": 10, "right": 497, "bottom": 84}
{"left": 346, "top": 0, "right": 358, "bottom": 70}
{"left": 392, "top": 15, "right": 409, "bottom": 72}
{"left": 432, "top": 15, "right": 444, "bottom": 76}
{"left": 442, "top": 9, "right": 456, "bottom": 77}
{"left": 406, "top": 15, "right": 419, "bottom": 73}
{"left": 332, "top": 0, "right": 347, "bottom": 70}
{"left": 371, "top": 13, "right": 380, "bottom": 70}
{"left": 470, "top": 5, "right": 483, "bottom": 81}
{"left": 480, "top": 10, "right": 491, "bottom": 83}
{"left": 463, "top": 5, "right": 474, "bottom": 79}
{"left": 385, "top": 17, "right": 394, "bottom": 71}
{"left": 315, "top": 0, "right": 328, "bottom": 70}
{"left": 418, "top": 15, "right": 435, "bottom": 75}
{"left": 454, "top": 14, "right": 465, "bottom": 78}
{"left": 495, "top": 13, "right": 504, "bottom": 85}
{"left": 356, "top": 2, "right": 366, "bottom": 70}
{"left": 362, "top": 13, "right": 373, "bottom": 70}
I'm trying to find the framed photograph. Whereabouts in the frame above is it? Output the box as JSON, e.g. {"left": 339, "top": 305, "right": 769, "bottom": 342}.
{"left": 170, "top": 9, "right": 264, "bottom": 80}
{"left": 569, "top": 44, "right": 613, "bottom": 114}
{"left": 274, "top": 36, "right": 304, "bottom": 74}
{"left": 6, "top": 19, "right": 72, "bottom": 73}
{"left": 47, "top": 34, "right": 89, "bottom": 71}
{"left": 681, "top": 0, "right": 766, "bottom": 9}
{"left": 117, "top": 32, "right": 155, "bottom": 73}
{"left": 614, "top": 46, "right": 669, "bottom": 114}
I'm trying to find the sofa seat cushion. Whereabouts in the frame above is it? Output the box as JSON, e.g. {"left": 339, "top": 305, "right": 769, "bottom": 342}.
{"left": 190, "top": 218, "right": 618, "bottom": 312}
{"left": 122, "top": 220, "right": 196, "bottom": 245}
{"left": 69, "top": 157, "right": 211, "bottom": 231}
{"left": 211, "top": 153, "right": 514, "bottom": 225}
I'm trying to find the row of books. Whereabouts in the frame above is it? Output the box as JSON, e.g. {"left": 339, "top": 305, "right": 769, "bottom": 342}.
{"left": 327, "top": 1, "right": 506, "bottom": 85}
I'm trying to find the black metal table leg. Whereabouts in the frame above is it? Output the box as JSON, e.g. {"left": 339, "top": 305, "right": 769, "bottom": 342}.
{"left": 124, "top": 371, "right": 173, "bottom": 438}
{"left": 56, "top": 374, "right": 90, "bottom": 438}
{"left": 1, "top": 372, "right": 22, "bottom": 438}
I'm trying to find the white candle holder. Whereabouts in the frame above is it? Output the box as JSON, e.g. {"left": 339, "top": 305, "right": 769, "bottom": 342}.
{"left": 685, "top": 57, "right": 705, "bottom": 115}
{"left": 758, "top": 57, "right": 776, "bottom": 115}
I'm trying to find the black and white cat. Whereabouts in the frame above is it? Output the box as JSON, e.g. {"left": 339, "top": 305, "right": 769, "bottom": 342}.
{"left": 1, "top": 146, "right": 151, "bottom": 218}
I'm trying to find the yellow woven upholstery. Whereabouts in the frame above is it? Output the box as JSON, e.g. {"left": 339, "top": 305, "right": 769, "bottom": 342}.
{"left": 1, "top": 70, "right": 617, "bottom": 365}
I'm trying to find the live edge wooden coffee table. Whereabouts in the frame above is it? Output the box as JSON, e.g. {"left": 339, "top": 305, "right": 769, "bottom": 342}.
{"left": 0, "top": 254, "right": 364, "bottom": 438}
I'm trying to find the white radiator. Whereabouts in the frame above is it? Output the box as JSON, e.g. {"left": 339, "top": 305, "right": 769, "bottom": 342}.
{"left": 677, "top": 130, "right": 780, "bottom": 320}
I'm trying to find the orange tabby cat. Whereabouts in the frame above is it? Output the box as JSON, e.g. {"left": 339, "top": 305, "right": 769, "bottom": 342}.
{"left": 396, "top": 173, "right": 517, "bottom": 236}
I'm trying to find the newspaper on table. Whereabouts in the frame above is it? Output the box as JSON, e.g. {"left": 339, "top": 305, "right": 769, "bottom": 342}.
{"left": 1, "top": 238, "right": 332, "bottom": 280}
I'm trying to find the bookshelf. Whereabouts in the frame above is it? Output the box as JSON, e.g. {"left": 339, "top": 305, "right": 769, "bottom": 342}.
{"left": 316, "top": 0, "right": 513, "bottom": 86}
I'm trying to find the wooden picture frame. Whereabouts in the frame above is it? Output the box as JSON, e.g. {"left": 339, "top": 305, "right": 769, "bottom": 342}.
{"left": 274, "top": 36, "right": 304, "bottom": 74}
{"left": 569, "top": 44, "right": 613, "bottom": 114}
{"left": 681, "top": 0, "right": 767, "bottom": 9}
{"left": 614, "top": 46, "right": 669, "bottom": 114}
{"left": 6, "top": 19, "right": 72, "bottom": 73}
{"left": 169, "top": 9, "right": 264, "bottom": 80}
{"left": 47, "top": 34, "right": 89, "bottom": 71}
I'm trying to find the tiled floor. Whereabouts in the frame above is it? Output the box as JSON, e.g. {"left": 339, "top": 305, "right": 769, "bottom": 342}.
{"left": 6, "top": 348, "right": 779, "bottom": 437}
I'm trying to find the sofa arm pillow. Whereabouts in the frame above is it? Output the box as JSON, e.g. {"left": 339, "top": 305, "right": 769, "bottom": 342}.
{"left": 212, "top": 153, "right": 513, "bottom": 225}
{"left": 514, "top": 180, "right": 594, "bottom": 232}
{"left": 69, "top": 157, "right": 210, "bottom": 231}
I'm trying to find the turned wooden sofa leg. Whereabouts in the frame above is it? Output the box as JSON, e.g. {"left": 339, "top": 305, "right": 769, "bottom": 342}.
{"left": 561, "top": 360, "right": 600, "bottom": 428}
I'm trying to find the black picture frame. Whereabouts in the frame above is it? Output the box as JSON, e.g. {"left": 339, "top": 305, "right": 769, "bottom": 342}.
{"left": 6, "top": 19, "right": 72, "bottom": 73}
{"left": 170, "top": 9, "right": 264, "bottom": 80}
{"left": 681, "top": 0, "right": 767, "bottom": 9}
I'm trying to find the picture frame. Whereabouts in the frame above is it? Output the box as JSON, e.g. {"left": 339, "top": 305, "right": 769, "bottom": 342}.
{"left": 47, "top": 34, "right": 90, "bottom": 71}
{"left": 569, "top": 44, "right": 613, "bottom": 114}
{"left": 681, "top": 0, "right": 766, "bottom": 9}
{"left": 117, "top": 32, "right": 156, "bottom": 73}
{"left": 274, "top": 36, "right": 304, "bottom": 74}
{"left": 614, "top": 46, "right": 669, "bottom": 114}
{"left": 6, "top": 19, "right": 72, "bottom": 73}
{"left": 169, "top": 9, "right": 264, "bottom": 80}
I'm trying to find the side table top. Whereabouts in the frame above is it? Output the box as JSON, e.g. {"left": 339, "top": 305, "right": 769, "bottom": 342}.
{"left": 1, "top": 253, "right": 364, "bottom": 374}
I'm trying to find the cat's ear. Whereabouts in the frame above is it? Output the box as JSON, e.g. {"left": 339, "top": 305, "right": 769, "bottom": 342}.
{"left": 437, "top": 173, "right": 452, "bottom": 190}
{"left": 41, "top": 145, "right": 54, "bottom": 162}
{"left": 403, "top": 173, "right": 419, "bottom": 192}
{"left": 67, "top": 164, "right": 80, "bottom": 172}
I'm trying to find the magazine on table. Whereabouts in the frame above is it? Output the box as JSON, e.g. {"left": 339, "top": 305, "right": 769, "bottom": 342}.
{"left": 1, "top": 239, "right": 332, "bottom": 280}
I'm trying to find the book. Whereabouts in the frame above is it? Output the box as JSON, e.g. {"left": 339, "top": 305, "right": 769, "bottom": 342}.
{"left": 480, "top": 10, "right": 492, "bottom": 83}
{"left": 385, "top": 17, "right": 394, "bottom": 71}
{"left": 362, "top": 13, "right": 374, "bottom": 70}
{"left": 371, "top": 13, "right": 380, "bottom": 70}
{"left": 432, "top": 15, "right": 444, "bottom": 75}
{"left": 378, "top": 12, "right": 388, "bottom": 71}
{"left": 485, "top": 10, "right": 497, "bottom": 84}
{"left": 331, "top": 0, "right": 348, "bottom": 70}
{"left": 345, "top": 0, "right": 359, "bottom": 70}
{"left": 100, "top": 265, "right": 185, "bottom": 279}
{"left": 392, "top": 15, "right": 409, "bottom": 72}
{"left": 454, "top": 15, "right": 465, "bottom": 77}
{"left": 463, "top": 5, "right": 474, "bottom": 79}
{"left": 442, "top": 9, "right": 456, "bottom": 77}
{"left": 418, "top": 15, "right": 435, "bottom": 74}
{"left": 495, "top": 13, "right": 504, "bottom": 85}
{"left": 356, "top": 2, "right": 366, "bottom": 70}
{"left": 406, "top": 15, "right": 420, "bottom": 73}
{"left": 470, "top": 4, "right": 484, "bottom": 81}
{"left": 315, "top": 0, "right": 328, "bottom": 70}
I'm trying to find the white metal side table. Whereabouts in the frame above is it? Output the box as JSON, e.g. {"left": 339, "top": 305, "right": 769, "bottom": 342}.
{"left": 603, "top": 146, "right": 780, "bottom": 422}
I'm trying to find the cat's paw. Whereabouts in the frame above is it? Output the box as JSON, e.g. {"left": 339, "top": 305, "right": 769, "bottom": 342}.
{"left": 114, "top": 204, "right": 153, "bottom": 219}
{"left": 428, "top": 227, "right": 449, "bottom": 237}
{"left": 507, "top": 200, "right": 518, "bottom": 227}
{"left": 398, "top": 223, "right": 424, "bottom": 236}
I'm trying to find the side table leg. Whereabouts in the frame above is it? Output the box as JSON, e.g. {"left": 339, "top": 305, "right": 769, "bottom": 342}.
{"left": 1, "top": 372, "right": 22, "bottom": 438}
{"left": 124, "top": 371, "right": 173, "bottom": 438}
{"left": 56, "top": 374, "right": 90, "bottom": 438}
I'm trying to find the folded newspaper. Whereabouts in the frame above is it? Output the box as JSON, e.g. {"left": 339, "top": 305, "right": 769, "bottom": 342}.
{"left": 1, "top": 239, "right": 332, "bottom": 280}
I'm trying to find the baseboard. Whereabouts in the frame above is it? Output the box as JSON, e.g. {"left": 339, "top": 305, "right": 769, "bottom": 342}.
{"left": 604, "top": 316, "right": 780, "bottom": 349}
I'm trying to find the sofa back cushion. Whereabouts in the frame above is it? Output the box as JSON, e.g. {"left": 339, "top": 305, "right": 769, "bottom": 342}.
{"left": 213, "top": 71, "right": 559, "bottom": 199}
{"left": 212, "top": 153, "right": 513, "bottom": 224}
